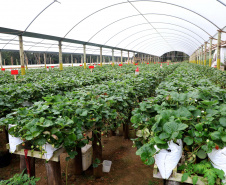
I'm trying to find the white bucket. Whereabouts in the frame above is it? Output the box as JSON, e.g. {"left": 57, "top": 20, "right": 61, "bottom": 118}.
{"left": 102, "top": 160, "right": 112, "bottom": 173}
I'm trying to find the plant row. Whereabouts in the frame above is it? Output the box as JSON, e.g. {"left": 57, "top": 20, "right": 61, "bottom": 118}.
{"left": 131, "top": 63, "right": 226, "bottom": 185}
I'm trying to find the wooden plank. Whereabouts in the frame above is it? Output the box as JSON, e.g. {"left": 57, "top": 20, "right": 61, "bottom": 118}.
{"left": 7, "top": 143, "right": 65, "bottom": 162}
{"left": 153, "top": 165, "right": 207, "bottom": 185}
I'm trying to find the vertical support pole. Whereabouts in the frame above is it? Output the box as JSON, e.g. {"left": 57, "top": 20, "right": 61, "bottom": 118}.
{"left": 38, "top": 54, "right": 41, "bottom": 65}
{"left": 20, "top": 156, "right": 35, "bottom": 177}
{"left": 128, "top": 51, "right": 130, "bottom": 64}
{"left": 59, "top": 41, "right": 63, "bottom": 70}
{"left": 44, "top": 53, "right": 47, "bottom": 68}
{"left": 11, "top": 56, "right": 13, "bottom": 66}
{"left": 204, "top": 42, "right": 207, "bottom": 66}
{"left": 90, "top": 55, "right": 91, "bottom": 64}
{"left": 4, "top": 59, "right": 5, "bottom": 66}
{"left": 19, "top": 35, "right": 25, "bottom": 75}
{"left": 0, "top": 50, "right": 2, "bottom": 69}
{"left": 83, "top": 45, "right": 87, "bottom": 69}
{"left": 209, "top": 38, "right": 212, "bottom": 67}
{"left": 92, "top": 128, "right": 103, "bottom": 178}
{"left": 100, "top": 47, "right": 102, "bottom": 67}
{"left": 133, "top": 52, "right": 135, "bottom": 65}
{"left": 25, "top": 54, "right": 28, "bottom": 70}
{"left": 201, "top": 45, "right": 203, "bottom": 65}
{"left": 217, "top": 30, "right": 221, "bottom": 70}
{"left": 121, "top": 50, "right": 123, "bottom": 64}
{"left": 198, "top": 48, "right": 200, "bottom": 65}
{"left": 50, "top": 57, "right": 52, "bottom": 65}
{"left": 97, "top": 56, "right": 99, "bottom": 65}
{"left": 112, "top": 49, "right": 114, "bottom": 66}
{"left": 142, "top": 54, "right": 143, "bottom": 64}
{"left": 45, "top": 159, "right": 62, "bottom": 185}
{"left": 71, "top": 54, "right": 73, "bottom": 67}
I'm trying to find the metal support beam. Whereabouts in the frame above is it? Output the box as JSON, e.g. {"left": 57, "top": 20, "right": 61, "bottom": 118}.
{"left": 71, "top": 54, "right": 73, "bottom": 67}
{"left": 44, "top": 53, "right": 47, "bottom": 68}
{"left": 0, "top": 51, "right": 2, "bottom": 69}
{"left": 19, "top": 35, "right": 25, "bottom": 75}
{"left": 217, "top": 30, "right": 221, "bottom": 69}
{"left": 83, "top": 45, "right": 86, "bottom": 69}
{"left": 59, "top": 41, "right": 63, "bottom": 70}
{"left": 112, "top": 49, "right": 114, "bottom": 66}
{"left": 100, "top": 47, "right": 102, "bottom": 67}
{"left": 209, "top": 38, "right": 212, "bottom": 67}
{"left": 204, "top": 42, "right": 207, "bottom": 66}
{"left": 121, "top": 50, "right": 123, "bottom": 64}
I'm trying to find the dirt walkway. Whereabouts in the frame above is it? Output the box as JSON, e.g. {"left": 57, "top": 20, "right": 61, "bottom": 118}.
{"left": 0, "top": 136, "right": 163, "bottom": 185}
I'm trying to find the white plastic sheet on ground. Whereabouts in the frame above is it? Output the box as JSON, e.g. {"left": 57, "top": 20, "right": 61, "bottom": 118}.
{"left": 208, "top": 147, "right": 226, "bottom": 184}
{"left": 8, "top": 124, "right": 23, "bottom": 153}
{"left": 42, "top": 143, "right": 58, "bottom": 160}
{"left": 154, "top": 139, "right": 183, "bottom": 179}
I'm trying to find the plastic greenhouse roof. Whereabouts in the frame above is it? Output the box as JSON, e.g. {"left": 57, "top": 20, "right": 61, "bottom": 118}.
{"left": 0, "top": 0, "right": 226, "bottom": 57}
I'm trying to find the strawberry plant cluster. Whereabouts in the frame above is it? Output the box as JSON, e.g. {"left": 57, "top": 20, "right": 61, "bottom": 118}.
{"left": 131, "top": 63, "right": 226, "bottom": 184}
{"left": 0, "top": 64, "right": 179, "bottom": 159}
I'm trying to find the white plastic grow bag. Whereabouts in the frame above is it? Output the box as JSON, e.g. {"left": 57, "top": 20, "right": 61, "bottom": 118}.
{"left": 8, "top": 124, "right": 23, "bottom": 153}
{"left": 208, "top": 147, "right": 226, "bottom": 184}
{"left": 42, "top": 143, "right": 58, "bottom": 160}
{"left": 154, "top": 139, "right": 183, "bottom": 179}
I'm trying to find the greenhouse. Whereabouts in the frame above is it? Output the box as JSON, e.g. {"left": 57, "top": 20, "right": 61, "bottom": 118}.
{"left": 0, "top": 0, "right": 226, "bottom": 185}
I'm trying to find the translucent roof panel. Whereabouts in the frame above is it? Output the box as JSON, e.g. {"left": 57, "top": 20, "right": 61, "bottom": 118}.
{"left": 0, "top": 0, "right": 226, "bottom": 56}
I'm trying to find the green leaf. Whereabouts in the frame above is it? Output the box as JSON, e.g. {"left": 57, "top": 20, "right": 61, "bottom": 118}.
{"left": 177, "top": 123, "right": 188, "bottom": 131}
{"left": 184, "top": 137, "right": 193, "bottom": 145}
{"left": 195, "top": 123, "right": 203, "bottom": 131}
{"left": 163, "top": 121, "right": 177, "bottom": 134}
{"left": 210, "top": 131, "right": 221, "bottom": 140}
{"left": 219, "top": 117, "right": 226, "bottom": 127}
{"left": 80, "top": 110, "right": 88, "bottom": 117}
{"left": 192, "top": 175, "right": 198, "bottom": 185}
{"left": 159, "top": 132, "right": 170, "bottom": 140}
{"left": 154, "top": 136, "right": 166, "bottom": 144}
{"left": 181, "top": 173, "right": 189, "bottom": 182}
{"left": 197, "top": 149, "right": 207, "bottom": 159}
{"left": 221, "top": 134, "right": 226, "bottom": 142}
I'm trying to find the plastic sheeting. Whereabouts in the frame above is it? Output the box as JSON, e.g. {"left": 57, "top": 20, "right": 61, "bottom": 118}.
{"left": 0, "top": 0, "right": 226, "bottom": 56}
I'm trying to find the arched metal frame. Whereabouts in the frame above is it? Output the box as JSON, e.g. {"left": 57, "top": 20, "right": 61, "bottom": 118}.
{"left": 141, "top": 41, "right": 195, "bottom": 55}
{"left": 118, "top": 30, "right": 201, "bottom": 48}
{"left": 2, "top": 0, "right": 222, "bottom": 56}
{"left": 64, "top": 0, "right": 218, "bottom": 39}
{"left": 136, "top": 38, "right": 196, "bottom": 54}
{"left": 129, "top": 35, "right": 199, "bottom": 50}
{"left": 104, "top": 22, "right": 206, "bottom": 45}
{"left": 86, "top": 13, "right": 211, "bottom": 44}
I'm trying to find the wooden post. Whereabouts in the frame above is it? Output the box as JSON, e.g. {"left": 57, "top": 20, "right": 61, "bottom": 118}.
{"left": 217, "top": 30, "right": 221, "bottom": 70}
{"left": 19, "top": 35, "right": 25, "bottom": 75}
{"left": 83, "top": 45, "right": 87, "bottom": 69}
{"left": 0, "top": 50, "right": 2, "bottom": 69}
{"left": 74, "top": 147, "right": 83, "bottom": 175}
{"left": 59, "top": 41, "right": 63, "bottom": 70}
{"left": 71, "top": 54, "right": 73, "bottom": 67}
{"left": 44, "top": 53, "right": 47, "bottom": 68}
{"left": 45, "top": 159, "right": 62, "bottom": 185}
{"left": 4, "top": 59, "right": 5, "bottom": 66}
{"left": 20, "top": 156, "right": 35, "bottom": 177}
{"left": 204, "top": 42, "right": 207, "bottom": 66}
{"left": 92, "top": 129, "right": 102, "bottom": 178}
{"left": 209, "top": 38, "right": 213, "bottom": 67}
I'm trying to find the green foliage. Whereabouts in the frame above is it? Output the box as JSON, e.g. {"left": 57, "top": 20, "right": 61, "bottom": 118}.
{"left": 0, "top": 172, "right": 40, "bottom": 185}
